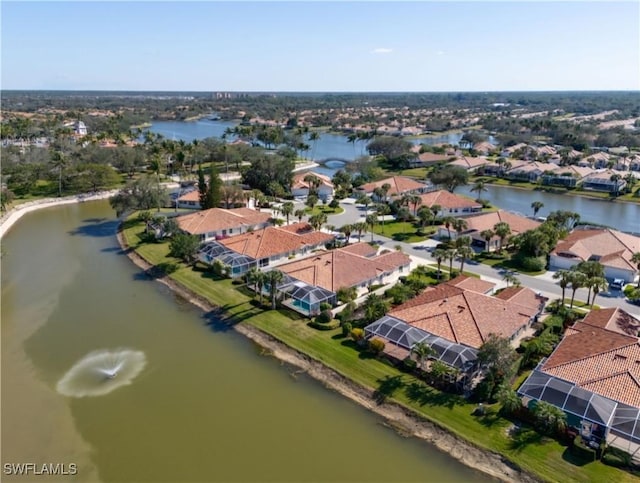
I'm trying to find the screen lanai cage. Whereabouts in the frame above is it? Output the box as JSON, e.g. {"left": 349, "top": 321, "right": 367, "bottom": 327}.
{"left": 264, "top": 273, "right": 336, "bottom": 316}
{"left": 518, "top": 369, "right": 640, "bottom": 449}
{"left": 197, "top": 242, "right": 256, "bottom": 277}
{"left": 365, "top": 315, "right": 478, "bottom": 371}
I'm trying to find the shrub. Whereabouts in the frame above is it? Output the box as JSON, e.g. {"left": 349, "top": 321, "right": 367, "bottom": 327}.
{"left": 350, "top": 328, "right": 365, "bottom": 343}
{"left": 315, "top": 310, "right": 332, "bottom": 324}
{"left": 368, "top": 338, "right": 385, "bottom": 355}
{"left": 157, "top": 262, "right": 179, "bottom": 274}
{"left": 402, "top": 357, "right": 417, "bottom": 372}
{"left": 329, "top": 199, "right": 340, "bottom": 209}
{"left": 341, "top": 321, "right": 353, "bottom": 337}
{"left": 572, "top": 436, "right": 597, "bottom": 462}
{"left": 319, "top": 302, "right": 333, "bottom": 312}
{"left": 308, "top": 320, "right": 341, "bottom": 331}
{"left": 602, "top": 446, "right": 632, "bottom": 468}
{"left": 516, "top": 255, "right": 546, "bottom": 272}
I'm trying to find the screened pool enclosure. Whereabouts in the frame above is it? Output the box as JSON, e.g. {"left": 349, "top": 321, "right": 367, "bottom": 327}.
{"left": 518, "top": 369, "right": 640, "bottom": 447}
{"left": 364, "top": 316, "right": 478, "bottom": 371}
{"left": 260, "top": 273, "right": 336, "bottom": 316}
{"left": 197, "top": 242, "right": 256, "bottom": 277}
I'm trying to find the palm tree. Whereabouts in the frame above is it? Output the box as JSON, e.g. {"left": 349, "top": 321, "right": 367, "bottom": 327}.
{"left": 442, "top": 216, "right": 455, "bottom": 239}
{"left": 280, "top": 201, "right": 294, "bottom": 225}
{"left": 376, "top": 203, "right": 391, "bottom": 233}
{"left": 417, "top": 206, "right": 433, "bottom": 231}
{"left": 610, "top": 173, "right": 623, "bottom": 197}
{"left": 411, "top": 342, "right": 435, "bottom": 371}
{"left": 533, "top": 400, "right": 567, "bottom": 435}
{"left": 308, "top": 213, "right": 327, "bottom": 231}
{"left": 497, "top": 385, "right": 523, "bottom": 416}
{"left": 409, "top": 194, "right": 422, "bottom": 216}
{"left": 356, "top": 194, "right": 372, "bottom": 217}
{"left": 552, "top": 270, "right": 571, "bottom": 303}
{"left": 531, "top": 201, "right": 544, "bottom": 218}
{"left": 452, "top": 218, "right": 468, "bottom": 238}
{"left": 304, "top": 174, "right": 322, "bottom": 195}
{"left": 365, "top": 214, "right": 378, "bottom": 242}
{"left": 306, "top": 194, "right": 319, "bottom": 210}
{"left": 294, "top": 208, "right": 306, "bottom": 223}
{"left": 429, "top": 204, "right": 441, "bottom": 224}
{"left": 309, "top": 131, "right": 320, "bottom": 160}
{"left": 50, "top": 150, "right": 67, "bottom": 197}
{"left": 471, "top": 180, "right": 487, "bottom": 200}
{"left": 480, "top": 229, "right": 494, "bottom": 252}
{"left": 503, "top": 271, "right": 520, "bottom": 287}
{"left": 246, "top": 267, "right": 266, "bottom": 303}
{"left": 568, "top": 270, "right": 587, "bottom": 308}
{"left": 266, "top": 270, "right": 284, "bottom": 310}
{"left": 353, "top": 221, "right": 367, "bottom": 242}
{"left": 433, "top": 248, "right": 447, "bottom": 280}
{"left": 493, "top": 222, "right": 511, "bottom": 252}
{"left": 456, "top": 245, "right": 475, "bottom": 273}
{"left": 590, "top": 276, "right": 607, "bottom": 308}
{"left": 339, "top": 224, "right": 353, "bottom": 245}
{"left": 445, "top": 248, "right": 457, "bottom": 279}
{"left": 632, "top": 252, "right": 640, "bottom": 288}
{"left": 577, "top": 260, "right": 605, "bottom": 305}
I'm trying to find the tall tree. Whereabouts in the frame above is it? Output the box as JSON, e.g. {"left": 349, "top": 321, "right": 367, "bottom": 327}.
{"left": 553, "top": 269, "right": 572, "bottom": 303}
{"left": 427, "top": 165, "right": 469, "bottom": 193}
{"left": 280, "top": 201, "right": 294, "bottom": 224}
{"left": 531, "top": 201, "right": 544, "bottom": 218}
{"left": 49, "top": 150, "right": 67, "bottom": 197}
{"left": 353, "top": 221, "right": 367, "bottom": 242}
{"left": 471, "top": 180, "right": 487, "bottom": 200}
{"left": 266, "top": 270, "right": 284, "bottom": 310}
{"left": 365, "top": 214, "right": 378, "bottom": 242}
{"left": 203, "top": 164, "right": 223, "bottom": 209}
{"left": 411, "top": 342, "right": 435, "bottom": 371}
{"left": 493, "top": 222, "right": 512, "bottom": 252}
{"left": 480, "top": 229, "right": 495, "bottom": 251}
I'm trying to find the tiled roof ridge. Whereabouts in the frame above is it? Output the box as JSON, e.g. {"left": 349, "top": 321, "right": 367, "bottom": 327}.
{"left": 580, "top": 307, "right": 619, "bottom": 330}
{"left": 545, "top": 339, "right": 640, "bottom": 370}
{"left": 460, "top": 290, "right": 487, "bottom": 344}
{"left": 581, "top": 369, "right": 640, "bottom": 390}
{"left": 412, "top": 312, "right": 460, "bottom": 343}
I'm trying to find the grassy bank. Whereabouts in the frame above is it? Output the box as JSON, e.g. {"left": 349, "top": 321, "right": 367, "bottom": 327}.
{"left": 122, "top": 218, "right": 636, "bottom": 483}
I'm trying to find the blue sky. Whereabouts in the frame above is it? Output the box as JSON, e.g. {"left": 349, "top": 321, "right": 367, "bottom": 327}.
{"left": 2, "top": 1, "right": 639, "bottom": 91}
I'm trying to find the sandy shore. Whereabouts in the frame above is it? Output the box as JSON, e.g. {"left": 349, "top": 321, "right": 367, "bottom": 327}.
{"left": 0, "top": 190, "right": 119, "bottom": 239}
{"left": 116, "top": 228, "right": 540, "bottom": 483}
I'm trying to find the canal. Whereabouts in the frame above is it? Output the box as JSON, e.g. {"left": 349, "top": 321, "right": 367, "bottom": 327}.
{"left": 1, "top": 200, "right": 490, "bottom": 482}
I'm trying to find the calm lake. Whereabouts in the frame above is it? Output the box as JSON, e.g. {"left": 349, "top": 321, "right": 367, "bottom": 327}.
{"left": 1, "top": 200, "right": 490, "bottom": 482}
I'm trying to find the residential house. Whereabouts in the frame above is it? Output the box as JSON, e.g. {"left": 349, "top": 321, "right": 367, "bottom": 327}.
{"left": 408, "top": 152, "right": 453, "bottom": 168}
{"left": 505, "top": 162, "right": 559, "bottom": 183}
{"left": 479, "top": 159, "right": 527, "bottom": 177}
{"left": 357, "top": 176, "right": 430, "bottom": 201}
{"left": 365, "top": 278, "right": 547, "bottom": 371}
{"left": 177, "top": 207, "right": 272, "bottom": 242}
{"left": 549, "top": 228, "right": 640, "bottom": 283}
{"left": 418, "top": 190, "right": 482, "bottom": 218}
{"left": 581, "top": 169, "right": 628, "bottom": 193}
{"left": 517, "top": 309, "right": 640, "bottom": 453}
{"left": 291, "top": 171, "right": 334, "bottom": 201}
{"left": 541, "top": 165, "right": 594, "bottom": 188}
{"left": 500, "top": 143, "right": 528, "bottom": 158}
{"left": 449, "top": 156, "right": 491, "bottom": 173}
{"left": 438, "top": 210, "right": 541, "bottom": 249}
{"left": 176, "top": 190, "right": 201, "bottom": 209}
{"left": 472, "top": 142, "right": 497, "bottom": 155}
{"left": 581, "top": 152, "right": 611, "bottom": 169}
{"left": 217, "top": 222, "right": 334, "bottom": 269}
{"left": 274, "top": 244, "right": 412, "bottom": 315}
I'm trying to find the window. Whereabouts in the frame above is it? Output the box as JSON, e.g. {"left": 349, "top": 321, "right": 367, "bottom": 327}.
{"left": 259, "top": 258, "right": 269, "bottom": 267}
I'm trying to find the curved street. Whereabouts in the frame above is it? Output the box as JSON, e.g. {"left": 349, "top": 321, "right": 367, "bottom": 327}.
{"left": 315, "top": 198, "right": 640, "bottom": 317}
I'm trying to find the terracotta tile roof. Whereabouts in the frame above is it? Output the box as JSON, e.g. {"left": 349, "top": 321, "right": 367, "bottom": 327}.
{"left": 177, "top": 190, "right": 200, "bottom": 202}
{"left": 579, "top": 308, "right": 640, "bottom": 337}
{"left": 177, "top": 208, "right": 271, "bottom": 236}
{"left": 494, "top": 286, "right": 547, "bottom": 315}
{"left": 542, "top": 310, "right": 640, "bottom": 406}
{"left": 277, "top": 244, "right": 411, "bottom": 292}
{"left": 219, "top": 222, "right": 334, "bottom": 259}
{"left": 551, "top": 228, "right": 640, "bottom": 272}
{"left": 417, "top": 152, "right": 451, "bottom": 163}
{"left": 291, "top": 171, "right": 334, "bottom": 190}
{"left": 388, "top": 283, "right": 537, "bottom": 349}
{"left": 359, "top": 176, "right": 426, "bottom": 196}
{"left": 448, "top": 275, "right": 496, "bottom": 294}
{"left": 418, "top": 190, "right": 481, "bottom": 210}
{"left": 461, "top": 210, "right": 540, "bottom": 237}
{"left": 339, "top": 243, "right": 378, "bottom": 257}
{"left": 450, "top": 156, "right": 491, "bottom": 170}
{"left": 507, "top": 161, "right": 558, "bottom": 175}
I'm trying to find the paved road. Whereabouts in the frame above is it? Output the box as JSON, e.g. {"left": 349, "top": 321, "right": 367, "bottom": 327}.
{"left": 317, "top": 199, "right": 640, "bottom": 317}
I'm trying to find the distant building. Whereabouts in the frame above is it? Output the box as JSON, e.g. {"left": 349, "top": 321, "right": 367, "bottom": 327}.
{"left": 177, "top": 207, "right": 272, "bottom": 242}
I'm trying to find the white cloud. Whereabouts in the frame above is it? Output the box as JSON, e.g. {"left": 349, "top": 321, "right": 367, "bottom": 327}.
{"left": 371, "top": 48, "right": 393, "bottom": 54}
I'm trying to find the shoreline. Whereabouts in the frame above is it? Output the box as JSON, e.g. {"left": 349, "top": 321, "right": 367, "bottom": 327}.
{"left": 0, "top": 190, "right": 119, "bottom": 239}
{"left": 115, "top": 227, "right": 539, "bottom": 483}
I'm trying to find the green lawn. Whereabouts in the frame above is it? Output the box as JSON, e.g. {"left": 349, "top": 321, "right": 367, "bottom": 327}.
{"left": 371, "top": 220, "right": 435, "bottom": 242}
{"left": 122, "top": 218, "right": 636, "bottom": 483}
{"left": 475, "top": 252, "right": 547, "bottom": 276}
{"left": 305, "top": 205, "right": 345, "bottom": 216}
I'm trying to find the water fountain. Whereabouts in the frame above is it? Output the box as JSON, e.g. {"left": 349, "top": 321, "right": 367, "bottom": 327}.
{"left": 57, "top": 349, "right": 146, "bottom": 397}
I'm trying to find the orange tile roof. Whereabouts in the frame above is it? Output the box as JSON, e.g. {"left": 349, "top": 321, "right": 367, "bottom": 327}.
{"left": 448, "top": 275, "right": 496, "bottom": 294}
{"left": 450, "top": 156, "right": 491, "bottom": 170}
{"left": 417, "top": 152, "right": 452, "bottom": 163}
{"left": 542, "top": 310, "right": 640, "bottom": 406}
{"left": 462, "top": 210, "right": 540, "bottom": 236}
{"left": 551, "top": 228, "right": 640, "bottom": 272}
{"left": 219, "top": 222, "right": 334, "bottom": 259}
{"left": 359, "top": 176, "right": 426, "bottom": 196}
{"left": 177, "top": 190, "right": 200, "bottom": 202}
{"left": 418, "top": 190, "right": 481, "bottom": 210}
{"left": 339, "top": 243, "right": 378, "bottom": 257}
{"left": 177, "top": 208, "right": 271, "bottom": 236}
{"left": 389, "top": 282, "right": 540, "bottom": 349}
{"left": 277, "top": 244, "right": 411, "bottom": 292}
{"left": 291, "top": 171, "right": 334, "bottom": 190}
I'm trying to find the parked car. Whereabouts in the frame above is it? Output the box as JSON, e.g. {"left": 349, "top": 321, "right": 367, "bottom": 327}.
{"left": 609, "top": 278, "right": 625, "bottom": 291}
